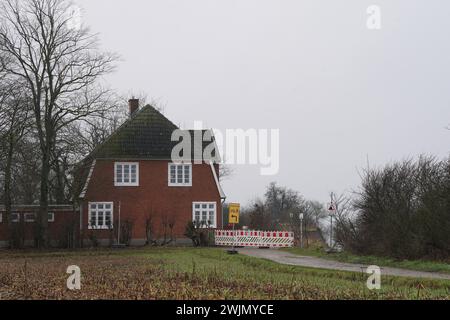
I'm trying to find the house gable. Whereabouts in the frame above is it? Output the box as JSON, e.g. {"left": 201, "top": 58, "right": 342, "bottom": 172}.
{"left": 77, "top": 104, "right": 225, "bottom": 200}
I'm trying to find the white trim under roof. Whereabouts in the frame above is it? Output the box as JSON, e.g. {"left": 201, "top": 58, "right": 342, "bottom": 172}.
{"left": 209, "top": 162, "right": 226, "bottom": 199}
{"left": 79, "top": 160, "right": 96, "bottom": 199}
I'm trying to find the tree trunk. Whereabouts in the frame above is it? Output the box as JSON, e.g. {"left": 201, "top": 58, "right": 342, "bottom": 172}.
{"left": 4, "top": 140, "right": 13, "bottom": 247}
{"left": 54, "top": 156, "right": 66, "bottom": 204}
{"left": 37, "top": 147, "right": 51, "bottom": 248}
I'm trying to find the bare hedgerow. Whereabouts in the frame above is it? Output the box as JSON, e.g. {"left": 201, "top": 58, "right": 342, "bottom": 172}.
{"left": 338, "top": 155, "right": 450, "bottom": 260}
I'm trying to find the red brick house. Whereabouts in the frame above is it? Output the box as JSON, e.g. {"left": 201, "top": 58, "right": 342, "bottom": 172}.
{"left": 76, "top": 100, "right": 226, "bottom": 246}
{"left": 0, "top": 100, "right": 225, "bottom": 248}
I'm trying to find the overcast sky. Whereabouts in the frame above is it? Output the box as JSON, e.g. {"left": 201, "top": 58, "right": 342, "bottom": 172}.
{"left": 75, "top": 0, "right": 450, "bottom": 206}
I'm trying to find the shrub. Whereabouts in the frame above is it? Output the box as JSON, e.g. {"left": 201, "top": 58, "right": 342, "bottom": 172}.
{"left": 339, "top": 156, "right": 450, "bottom": 260}
{"left": 120, "top": 219, "right": 134, "bottom": 246}
{"left": 184, "top": 221, "right": 214, "bottom": 247}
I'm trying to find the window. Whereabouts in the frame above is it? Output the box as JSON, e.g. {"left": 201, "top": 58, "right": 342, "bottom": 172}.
{"left": 192, "top": 202, "right": 216, "bottom": 228}
{"left": 89, "top": 202, "right": 113, "bottom": 230}
{"left": 169, "top": 163, "right": 192, "bottom": 186}
{"left": 0, "top": 213, "right": 21, "bottom": 223}
{"left": 115, "top": 163, "right": 139, "bottom": 186}
{"left": 12, "top": 212, "right": 54, "bottom": 223}
{"left": 11, "top": 213, "right": 20, "bottom": 223}
{"left": 24, "top": 213, "right": 36, "bottom": 223}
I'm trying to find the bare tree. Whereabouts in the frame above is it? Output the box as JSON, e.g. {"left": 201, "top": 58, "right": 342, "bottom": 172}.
{"left": 0, "top": 81, "right": 31, "bottom": 245}
{"left": 0, "top": 0, "right": 117, "bottom": 247}
{"left": 332, "top": 156, "right": 450, "bottom": 260}
{"left": 244, "top": 198, "right": 275, "bottom": 230}
{"left": 77, "top": 95, "right": 126, "bottom": 153}
{"left": 264, "top": 182, "right": 306, "bottom": 226}
{"left": 305, "top": 200, "right": 328, "bottom": 228}
{"left": 329, "top": 193, "right": 356, "bottom": 250}
{"left": 219, "top": 164, "right": 234, "bottom": 181}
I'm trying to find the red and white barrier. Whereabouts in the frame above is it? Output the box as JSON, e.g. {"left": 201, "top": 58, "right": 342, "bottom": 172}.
{"left": 215, "top": 230, "right": 294, "bottom": 248}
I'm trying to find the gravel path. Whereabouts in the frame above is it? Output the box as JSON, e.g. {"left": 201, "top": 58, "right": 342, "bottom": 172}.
{"left": 238, "top": 248, "right": 450, "bottom": 280}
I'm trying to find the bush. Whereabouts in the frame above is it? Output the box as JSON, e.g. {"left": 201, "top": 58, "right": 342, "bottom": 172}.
{"left": 339, "top": 156, "right": 450, "bottom": 260}
{"left": 120, "top": 220, "right": 134, "bottom": 246}
{"left": 88, "top": 232, "right": 100, "bottom": 248}
{"left": 184, "top": 221, "right": 214, "bottom": 247}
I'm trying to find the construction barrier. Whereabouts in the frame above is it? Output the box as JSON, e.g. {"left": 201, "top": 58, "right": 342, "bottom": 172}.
{"left": 215, "top": 230, "right": 294, "bottom": 248}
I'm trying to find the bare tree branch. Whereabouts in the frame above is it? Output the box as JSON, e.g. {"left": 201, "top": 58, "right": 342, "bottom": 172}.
{"left": 0, "top": 0, "right": 118, "bottom": 247}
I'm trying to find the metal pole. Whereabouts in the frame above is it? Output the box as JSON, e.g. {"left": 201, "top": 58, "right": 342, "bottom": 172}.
{"left": 118, "top": 201, "right": 121, "bottom": 245}
{"left": 330, "top": 215, "right": 333, "bottom": 248}
{"left": 232, "top": 223, "right": 236, "bottom": 252}
{"left": 221, "top": 202, "right": 225, "bottom": 230}
{"left": 330, "top": 193, "right": 334, "bottom": 248}
{"left": 300, "top": 218, "right": 303, "bottom": 249}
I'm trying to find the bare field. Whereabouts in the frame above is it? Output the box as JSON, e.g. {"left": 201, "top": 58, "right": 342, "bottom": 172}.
{"left": 0, "top": 247, "right": 449, "bottom": 300}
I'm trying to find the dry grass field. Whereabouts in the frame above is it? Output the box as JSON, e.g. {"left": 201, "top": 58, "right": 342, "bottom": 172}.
{"left": 0, "top": 247, "right": 449, "bottom": 300}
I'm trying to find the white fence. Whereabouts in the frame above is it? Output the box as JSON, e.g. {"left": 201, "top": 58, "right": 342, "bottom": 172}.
{"left": 215, "top": 230, "right": 294, "bottom": 248}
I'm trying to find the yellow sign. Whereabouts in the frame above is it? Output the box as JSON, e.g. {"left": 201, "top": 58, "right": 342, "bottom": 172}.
{"left": 228, "top": 203, "right": 240, "bottom": 224}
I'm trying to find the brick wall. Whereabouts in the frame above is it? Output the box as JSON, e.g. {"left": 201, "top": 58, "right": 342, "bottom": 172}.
{"left": 81, "top": 160, "right": 223, "bottom": 245}
{"left": 0, "top": 206, "right": 79, "bottom": 248}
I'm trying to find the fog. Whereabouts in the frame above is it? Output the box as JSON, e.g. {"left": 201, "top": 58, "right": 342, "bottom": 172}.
{"left": 75, "top": 0, "right": 450, "bottom": 205}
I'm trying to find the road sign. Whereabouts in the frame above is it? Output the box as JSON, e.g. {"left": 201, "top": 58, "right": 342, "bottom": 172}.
{"left": 228, "top": 203, "right": 240, "bottom": 224}
{"left": 328, "top": 203, "right": 337, "bottom": 214}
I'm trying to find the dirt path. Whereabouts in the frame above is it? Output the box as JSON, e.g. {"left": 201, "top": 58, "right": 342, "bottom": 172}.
{"left": 238, "top": 248, "right": 450, "bottom": 280}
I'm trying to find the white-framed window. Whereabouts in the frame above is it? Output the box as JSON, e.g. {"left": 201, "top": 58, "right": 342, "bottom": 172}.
{"left": 48, "top": 212, "right": 55, "bottom": 223}
{"left": 24, "top": 213, "right": 36, "bottom": 223}
{"left": 89, "top": 202, "right": 113, "bottom": 230}
{"left": 192, "top": 202, "right": 217, "bottom": 228}
{"left": 11, "top": 213, "right": 20, "bottom": 223}
{"left": 115, "top": 162, "right": 139, "bottom": 186}
{"left": 169, "top": 163, "right": 192, "bottom": 187}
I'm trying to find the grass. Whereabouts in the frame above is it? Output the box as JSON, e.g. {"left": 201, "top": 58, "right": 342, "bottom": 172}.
{"left": 283, "top": 246, "right": 450, "bottom": 274}
{"left": 0, "top": 247, "right": 449, "bottom": 300}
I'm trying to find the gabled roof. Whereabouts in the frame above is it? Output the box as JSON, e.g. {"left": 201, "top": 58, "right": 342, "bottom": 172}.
{"left": 88, "top": 105, "right": 218, "bottom": 161}
{"left": 75, "top": 105, "right": 226, "bottom": 200}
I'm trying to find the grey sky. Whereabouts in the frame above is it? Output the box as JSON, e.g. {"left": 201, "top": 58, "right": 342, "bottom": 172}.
{"left": 75, "top": 0, "right": 450, "bottom": 205}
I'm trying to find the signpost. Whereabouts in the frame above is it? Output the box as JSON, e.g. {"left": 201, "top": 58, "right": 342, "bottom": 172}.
{"left": 328, "top": 194, "right": 337, "bottom": 249}
{"left": 228, "top": 203, "right": 240, "bottom": 254}
{"left": 229, "top": 203, "right": 240, "bottom": 225}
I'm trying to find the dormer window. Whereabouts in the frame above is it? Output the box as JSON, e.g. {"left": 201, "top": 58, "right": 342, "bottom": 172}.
{"left": 115, "top": 162, "right": 139, "bottom": 186}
